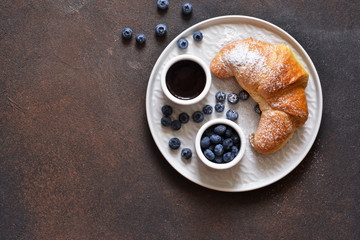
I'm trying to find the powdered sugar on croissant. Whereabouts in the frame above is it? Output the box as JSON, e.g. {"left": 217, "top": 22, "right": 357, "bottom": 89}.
{"left": 210, "top": 38, "right": 309, "bottom": 154}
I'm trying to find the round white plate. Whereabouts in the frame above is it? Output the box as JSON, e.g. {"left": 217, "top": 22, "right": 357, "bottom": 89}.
{"left": 146, "top": 15, "right": 322, "bottom": 192}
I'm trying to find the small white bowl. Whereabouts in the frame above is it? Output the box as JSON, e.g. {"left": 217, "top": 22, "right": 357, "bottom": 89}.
{"left": 195, "top": 119, "right": 246, "bottom": 170}
{"left": 160, "top": 54, "right": 212, "bottom": 105}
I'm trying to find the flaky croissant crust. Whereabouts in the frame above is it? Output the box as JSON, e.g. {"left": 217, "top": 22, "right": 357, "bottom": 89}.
{"left": 210, "top": 38, "right": 309, "bottom": 154}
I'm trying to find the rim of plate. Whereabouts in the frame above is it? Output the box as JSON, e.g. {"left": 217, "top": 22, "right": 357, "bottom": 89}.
{"left": 145, "top": 15, "right": 323, "bottom": 192}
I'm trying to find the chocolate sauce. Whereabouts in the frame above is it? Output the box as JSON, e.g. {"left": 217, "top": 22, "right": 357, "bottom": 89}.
{"left": 166, "top": 60, "right": 206, "bottom": 100}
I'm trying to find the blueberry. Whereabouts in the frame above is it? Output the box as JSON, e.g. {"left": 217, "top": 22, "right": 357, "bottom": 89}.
{"left": 239, "top": 90, "right": 250, "bottom": 101}
{"left": 227, "top": 93, "right": 239, "bottom": 104}
{"left": 215, "top": 102, "right": 225, "bottom": 112}
{"left": 231, "top": 145, "right": 239, "bottom": 155}
{"left": 177, "top": 38, "right": 188, "bottom": 49}
{"left": 210, "top": 134, "right": 222, "bottom": 144}
{"left": 254, "top": 104, "right": 262, "bottom": 115}
{"left": 202, "top": 105, "right": 213, "bottom": 115}
{"left": 214, "top": 144, "right": 224, "bottom": 156}
{"left": 200, "top": 136, "right": 211, "bottom": 148}
{"left": 161, "top": 105, "right": 173, "bottom": 116}
{"left": 179, "top": 112, "right": 190, "bottom": 124}
{"left": 215, "top": 91, "right": 226, "bottom": 102}
{"left": 223, "top": 152, "right": 234, "bottom": 163}
{"left": 231, "top": 133, "right": 240, "bottom": 144}
{"left": 169, "top": 137, "right": 181, "bottom": 150}
{"left": 226, "top": 109, "right": 239, "bottom": 121}
{"left": 204, "top": 149, "right": 215, "bottom": 160}
{"left": 214, "top": 156, "right": 223, "bottom": 163}
{"left": 157, "top": 0, "right": 169, "bottom": 10}
{"left": 214, "top": 125, "right": 226, "bottom": 135}
{"left": 193, "top": 31, "right": 203, "bottom": 41}
{"left": 223, "top": 138, "right": 233, "bottom": 150}
{"left": 204, "top": 128, "right": 214, "bottom": 137}
{"left": 122, "top": 27, "right": 133, "bottom": 40}
{"left": 224, "top": 129, "right": 232, "bottom": 138}
{"left": 192, "top": 111, "right": 204, "bottom": 123}
{"left": 182, "top": 3, "right": 193, "bottom": 15}
{"left": 136, "top": 33, "right": 146, "bottom": 44}
{"left": 161, "top": 116, "right": 171, "bottom": 126}
{"left": 171, "top": 120, "right": 181, "bottom": 131}
{"left": 181, "top": 148, "right": 192, "bottom": 159}
{"left": 155, "top": 24, "right": 167, "bottom": 37}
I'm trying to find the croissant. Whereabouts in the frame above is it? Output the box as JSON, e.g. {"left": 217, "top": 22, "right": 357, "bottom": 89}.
{"left": 210, "top": 38, "right": 309, "bottom": 154}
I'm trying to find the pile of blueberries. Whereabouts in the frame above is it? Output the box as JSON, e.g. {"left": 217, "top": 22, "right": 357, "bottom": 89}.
{"left": 122, "top": 0, "right": 202, "bottom": 48}
{"left": 200, "top": 124, "right": 241, "bottom": 163}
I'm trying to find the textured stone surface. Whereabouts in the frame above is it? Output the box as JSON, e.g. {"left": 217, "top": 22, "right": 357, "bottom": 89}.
{"left": 1, "top": 0, "right": 359, "bottom": 239}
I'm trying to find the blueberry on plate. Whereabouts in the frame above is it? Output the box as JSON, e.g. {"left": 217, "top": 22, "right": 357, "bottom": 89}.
{"left": 122, "top": 27, "right": 133, "bottom": 40}
{"left": 182, "top": 3, "right": 193, "bottom": 15}
{"left": 215, "top": 102, "right": 225, "bottom": 112}
{"left": 177, "top": 38, "right": 188, "bottom": 49}
{"left": 223, "top": 152, "right": 235, "bottom": 163}
{"left": 210, "top": 134, "right": 222, "bottom": 144}
{"left": 161, "top": 105, "right": 173, "bottom": 116}
{"left": 214, "top": 156, "right": 223, "bottom": 163}
{"left": 193, "top": 31, "right": 203, "bottom": 41}
{"left": 254, "top": 103, "right": 262, "bottom": 115}
{"left": 136, "top": 33, "right": 146, "bottom": 44}
{"left": 214, "top": 144, "right": 224, "bottom": 156}
{"left": 157, "top": 0, "right": 169, "bottom": 10}
{"left": 161, "top": 116, "right": 171, "bottom": 127}
{"left": 231, "top": 133, "right": 240, "bottom": 144}
{"left": 223, "top": 138, "right": 233, "bottom": 150}
{"left": 170, "top": 120, "right": 181, "bottom": 131}
{"left": 227, "top": 92, "right": 239, "bottom": 104}
{"left": 202, "top": 105, "right": 213, "bottom": 115}
{"left": 192, "top": 111, "right": 204, "bottom": 123}
{"left": 231, "top": 145, "right": 239, "bottom": 155}
{"left": 226, "top": 109, "right": 239, "bottom": 121}
{"left": 178, "top": 112, "right": 190, "bottom": 124}
{"left": 224, "top": 129, "right": 232, "bottom": 138}
{"left": 239, "top": 90, "right": 250, "bottom": 101}
{"left": 203, "top": 149, "right": 215, "bottom": 161}
{"left": 214, "top": 125, "right": 226, "bottom": 135}
{"left": 169, "top": 137, "right": 181, "bottom": 150}
{"left": 181, "top": 148, "right": 192, "bottom": 159}
{"left": 200, "top": 136, "right": 211, "bottom": 148}
{"left": 215, "top": 91, "right": 226, "bottom": 102}
{"left": 155, "top": 24, "right": 167, "bottom": 37}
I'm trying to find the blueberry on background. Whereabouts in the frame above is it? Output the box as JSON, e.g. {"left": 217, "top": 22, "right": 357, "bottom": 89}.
{"left": 215, "top": 102, "right": 225, "bottom": 112}
{"left": 182, "top": 3, "right": 193, "bottom": 15}
{"left": 179, "top": 112, "right": 190, "bottom": 124}
{"left": 169, "top": 137, "right": 181, "bottom": 150}
{"left": 227, "top": 93, "right": 239, "bottom": 104}
{"left": 202, "top": 105, "right": 213, "bottom": 115}
{"left": 193, "top": 31, "right": 203, "bottom": 41}
{"left": 254, "top": 104, "right": 262, "bottom": 115}
{"left": 157, "top": 0, "right": 169, "bottom": 10}
{"left": 161, "top": 116, "right": 171, "bottom": 126}
{"left": 215, "top": 91, "right": 226, "bottom": 102}
{"left": 136, "top": 33, "right": 146, "bottom": 44}
{"left": 239, "top": 90, "right": 250, "bottom": 101}
{"left": 226, "top": 109, "right": 239, "bottom": 121}
{"left": 122, "top": 27, "right": 133, "bottom": 40}
{"left": 177, "top": 38, "right": 188, "bottom": 49}
{"left": 170, "top": 120, "right": 181, "bottom": 131}
{"left": 161, "top": 105, "right": 173, "bottom": 116}
{"left": 181, "top": 148, "right": 192, "bottom": 159}
{"left": 155, "top": 24, "right": 167, "bottom": 37}
{"left": 192, "top": 111, "right": 204, "bottom": 123}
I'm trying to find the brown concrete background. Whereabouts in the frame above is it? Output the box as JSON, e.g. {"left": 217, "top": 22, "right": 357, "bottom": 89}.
{"left": 1, "top": 0, "right": 359, "bottom": 239}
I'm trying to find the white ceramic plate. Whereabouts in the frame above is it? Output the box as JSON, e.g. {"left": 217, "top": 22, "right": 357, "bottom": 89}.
{"left": 146, "top": 15, "right": 322, "bottom": 192}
